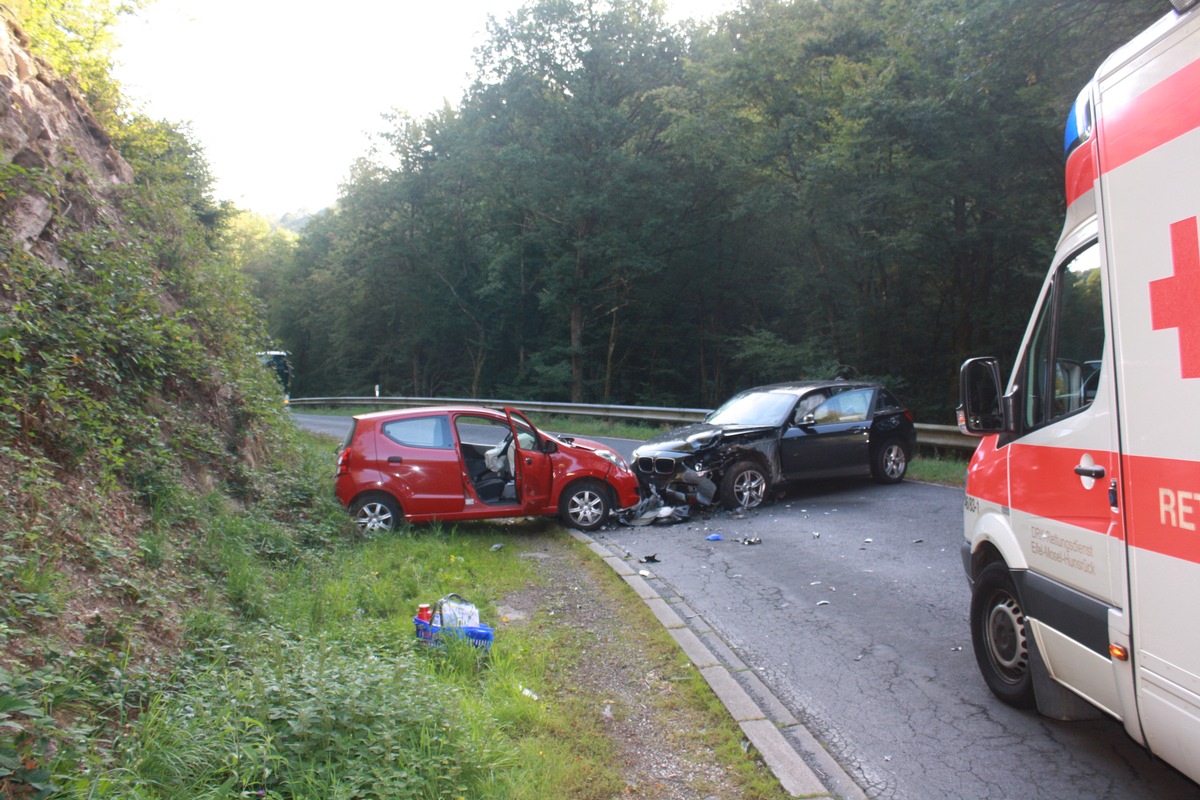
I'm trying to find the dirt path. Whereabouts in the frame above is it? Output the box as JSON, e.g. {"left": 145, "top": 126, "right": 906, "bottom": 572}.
{"left": 499, "top": 532, "right": 773, "bottom": 800}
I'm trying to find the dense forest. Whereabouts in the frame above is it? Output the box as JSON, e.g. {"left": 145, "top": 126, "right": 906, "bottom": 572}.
{"left": 252, "top": 0, "right": 1165, "bottom": 421}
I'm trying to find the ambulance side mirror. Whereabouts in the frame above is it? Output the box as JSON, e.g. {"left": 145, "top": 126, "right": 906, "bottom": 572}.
{"left": 957, "top": 357, "right": 1012, "bottom": 435}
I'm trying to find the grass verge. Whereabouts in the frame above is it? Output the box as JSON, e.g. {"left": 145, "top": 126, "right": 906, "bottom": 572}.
{"left": 15, "top": 432, "right": 788, "bottom": 799}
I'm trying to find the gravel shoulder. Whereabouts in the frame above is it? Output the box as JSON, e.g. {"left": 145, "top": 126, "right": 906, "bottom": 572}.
{"left": 500, "top": 531, "right": 784, "bottom": 800}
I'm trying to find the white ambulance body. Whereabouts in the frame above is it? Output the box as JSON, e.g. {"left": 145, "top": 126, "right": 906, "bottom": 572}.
{"left": 957, "top": 1, "right": 1200, "bottom": 783}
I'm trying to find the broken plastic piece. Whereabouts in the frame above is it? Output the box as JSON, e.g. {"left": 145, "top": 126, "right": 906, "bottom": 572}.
{"left": 738, "top": 537, "right": 762, "bottom": 545}
{"left": 640, "top": 554, "right": 659, "bottom": 563}
{"left": 706, "top": 533, "right": 724, "bottom": 541}
{"left": 617, "top": 485, "right": 692, "bottom": 526}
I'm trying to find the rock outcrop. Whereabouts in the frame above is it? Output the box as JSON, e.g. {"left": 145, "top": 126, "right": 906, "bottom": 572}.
{"left": 0, "top": 14, "right": 132, "bottom": 269}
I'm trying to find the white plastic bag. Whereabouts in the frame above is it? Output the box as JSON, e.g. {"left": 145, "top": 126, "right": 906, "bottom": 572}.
{"left": 434, "top": 593, "right": 480, "bottom": 628}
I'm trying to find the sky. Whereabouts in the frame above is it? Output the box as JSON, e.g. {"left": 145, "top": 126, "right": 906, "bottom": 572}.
{"left": 113, "top": 0, "right": 737, "bottom": 218}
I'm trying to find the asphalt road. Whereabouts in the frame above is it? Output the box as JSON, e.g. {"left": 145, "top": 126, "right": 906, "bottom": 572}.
{"left": 293, "top": 412, "right": 1198, "bottom": 798}
{"left": 593, "top": 480, "right": 1198, "bottom": 800}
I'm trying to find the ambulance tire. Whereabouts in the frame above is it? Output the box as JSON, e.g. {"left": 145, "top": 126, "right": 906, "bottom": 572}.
{"left": 971, "top": 562, "right": 1036, "bottom": 709}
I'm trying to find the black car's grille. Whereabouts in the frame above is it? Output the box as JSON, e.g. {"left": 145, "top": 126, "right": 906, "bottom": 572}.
{"left": 637, "top": 456, "right": 677, "bottom": 475}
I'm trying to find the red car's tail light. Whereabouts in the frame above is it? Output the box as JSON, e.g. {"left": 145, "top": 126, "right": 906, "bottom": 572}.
{"left": 336, "top": 448, "right": 351, "bottom": 476}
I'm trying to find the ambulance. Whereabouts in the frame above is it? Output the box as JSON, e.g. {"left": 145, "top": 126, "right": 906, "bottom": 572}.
{"left": 956, "top": 0, "right": 1200, "bottom": 783}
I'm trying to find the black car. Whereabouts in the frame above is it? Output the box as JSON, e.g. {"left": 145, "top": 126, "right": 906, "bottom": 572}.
{"left": 631, "top": 380, "right": 917, "bottom": 510}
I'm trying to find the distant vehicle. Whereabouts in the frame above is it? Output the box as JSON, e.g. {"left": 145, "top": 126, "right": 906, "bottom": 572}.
{"left": 631, "top": 380, "right": 916, "bottom": 510}
{"left": 956, "top": 2, "right": 1200, "bottom": 784}
{"left": 257, "top": 350, "right": 291, "bottom": 396}
{"left": 334, "top": 405, "right": 642, "bottom": 532}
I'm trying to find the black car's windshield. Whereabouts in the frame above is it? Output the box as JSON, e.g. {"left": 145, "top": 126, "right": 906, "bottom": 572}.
{"left": 707, "top": 391, "right": 796, "bottom": 427}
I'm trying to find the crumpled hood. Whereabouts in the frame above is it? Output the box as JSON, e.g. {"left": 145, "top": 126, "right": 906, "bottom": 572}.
{"left": 548, "top": 433, "right": 609, "bottom": 453}
{"left": 634, "top": 422, "right": 775, "bottom": 458}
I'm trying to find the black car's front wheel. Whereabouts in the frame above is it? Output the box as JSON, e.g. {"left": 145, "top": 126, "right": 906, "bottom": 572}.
{"left": 721, "top": 461, "right": 769, "bottom": 509}
{"left": 560, "top": 479, "right": 612, "bottom": 531}
{"left": 871, "top": 439, "right": 908, "bottom": 484}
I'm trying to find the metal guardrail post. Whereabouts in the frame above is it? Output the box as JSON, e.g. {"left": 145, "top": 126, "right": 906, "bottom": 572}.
{"left": 289, "top": 396, "right": 979, "bottom": 452}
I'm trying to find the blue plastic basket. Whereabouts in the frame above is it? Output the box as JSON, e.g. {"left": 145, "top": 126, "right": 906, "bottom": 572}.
{"left": 414, "top": 616, "right": 494, "bottom": 650}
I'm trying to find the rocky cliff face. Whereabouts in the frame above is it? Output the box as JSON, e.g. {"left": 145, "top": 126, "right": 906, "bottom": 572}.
{"left": 0, "top": 14, "right": 132, "bottom": 270}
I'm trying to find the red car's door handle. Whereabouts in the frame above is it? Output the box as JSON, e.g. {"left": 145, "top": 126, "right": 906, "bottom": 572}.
{"left": 388, "top": 456, "right": 403, "bottom": 464}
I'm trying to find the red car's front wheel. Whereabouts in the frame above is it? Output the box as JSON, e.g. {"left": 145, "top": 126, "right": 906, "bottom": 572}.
{"left": 560, "top": 479, "right": 612, "bottom": 531}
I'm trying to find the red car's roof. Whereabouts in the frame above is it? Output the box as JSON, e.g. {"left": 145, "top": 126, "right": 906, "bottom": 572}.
{"left": 352, "top": 404, "right": 509, "bottom": 421}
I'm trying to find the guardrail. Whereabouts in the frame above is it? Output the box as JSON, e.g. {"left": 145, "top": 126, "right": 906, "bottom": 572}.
{"left": 289, "top": 395, "right": 978, "bottom": 453}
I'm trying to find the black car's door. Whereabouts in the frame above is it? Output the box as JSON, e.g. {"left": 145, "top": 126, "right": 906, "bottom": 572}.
{"left": 780, "top": 388, "right": 875, "bottom": 479}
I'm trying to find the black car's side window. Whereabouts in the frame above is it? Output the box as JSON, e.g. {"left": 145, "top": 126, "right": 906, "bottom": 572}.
{"left": 793, "top": 391, "right": 830, "bottom": 423}
{"left": 875, "top": 389, "right": 903, "bottom": 413}
{"left": 813, "top": 389, "right": 872, "bottom": 424}
{"left": 382, "top": 416, "right": 452, "bottom": 448}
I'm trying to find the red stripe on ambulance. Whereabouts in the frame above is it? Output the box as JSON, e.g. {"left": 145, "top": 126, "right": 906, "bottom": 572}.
{"left": 1064, "top": 136, "right": 1097, "bottom": 207}
{"left": 1126, "top": 453, "right": 1200, "bottom": 565}
{"left": 1099, "top": 55, "right": 1200, "bottom": 173}
{"left": 1008, "top": 443, "right": 1115, "bottom": 537}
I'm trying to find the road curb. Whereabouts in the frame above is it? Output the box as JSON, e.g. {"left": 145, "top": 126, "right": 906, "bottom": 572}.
{"left": 570, "top": 529, "right": 869, "bottom": 800}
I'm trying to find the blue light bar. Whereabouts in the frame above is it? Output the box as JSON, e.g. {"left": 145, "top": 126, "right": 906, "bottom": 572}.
{"left": 1063, "top": 86, "right": 1093, "bottom": 158}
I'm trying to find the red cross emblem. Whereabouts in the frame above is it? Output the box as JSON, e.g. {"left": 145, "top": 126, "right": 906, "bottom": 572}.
{"left": 1150, "top": 217, "right": 1200, "bottom": 379}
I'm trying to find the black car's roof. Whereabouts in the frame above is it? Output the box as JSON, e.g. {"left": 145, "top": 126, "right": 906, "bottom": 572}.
{"left": 734, "top": 380, "right": 881, "bottom": 397}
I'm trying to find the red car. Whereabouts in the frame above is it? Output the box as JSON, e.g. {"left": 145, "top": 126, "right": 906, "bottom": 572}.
{"left": 335, "top": 406, "right": 642, "bottom": 532}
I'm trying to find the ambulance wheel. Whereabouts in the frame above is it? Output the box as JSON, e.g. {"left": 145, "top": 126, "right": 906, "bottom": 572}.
{"left": 721, "top": 461, "right": 769, "bottom": 509}
{"left": 971, "top": 562, "right": 1036, "bottom": 709}
{"left": 560, "top": 479, "right": 612, "bottom": 531}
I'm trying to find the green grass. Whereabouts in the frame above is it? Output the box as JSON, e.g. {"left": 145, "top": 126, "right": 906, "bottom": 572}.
{"left": 33, "top": 432, "right": 786, "bottom": 800}
{"left": 909, "top": 452, "right": 968, "bottom": 487}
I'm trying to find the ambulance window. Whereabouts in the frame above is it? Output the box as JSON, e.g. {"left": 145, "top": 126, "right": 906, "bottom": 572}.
{"left": 1023, "top": 242, "right": 1103, "bottom": 429}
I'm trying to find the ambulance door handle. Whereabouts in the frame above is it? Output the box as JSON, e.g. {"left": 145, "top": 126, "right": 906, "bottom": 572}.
{"left": 1073, "top": 465, "right": 1105, "bottom": 479}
